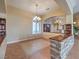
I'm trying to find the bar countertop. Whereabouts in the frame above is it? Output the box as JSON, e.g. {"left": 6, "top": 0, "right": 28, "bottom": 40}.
{"left": 50, "top": 34, "right": 72, "bottom": 42}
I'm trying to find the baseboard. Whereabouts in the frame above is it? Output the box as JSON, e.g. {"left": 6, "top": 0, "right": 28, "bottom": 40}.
{"left": 7, "top": 34, "right": 43, "bottom": 44}
{"left": 7, "top": 38, "right": 38, "bottom": 44}
{"left": 7, "top": 39, "right": 27, "bottom": 44}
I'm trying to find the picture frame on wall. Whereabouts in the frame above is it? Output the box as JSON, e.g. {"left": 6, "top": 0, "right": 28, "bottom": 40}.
{"left": 43, "top": 24, "right": 51, "bottom": 32}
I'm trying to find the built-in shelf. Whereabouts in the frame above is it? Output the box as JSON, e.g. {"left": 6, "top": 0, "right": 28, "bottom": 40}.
{"left": 0, "top": 18, "right": 6, "bottom": 45}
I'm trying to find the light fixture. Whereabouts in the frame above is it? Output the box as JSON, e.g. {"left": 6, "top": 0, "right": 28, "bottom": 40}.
{"left": 33, "top": 16, "right": 41, "bottom": 21}
{"left": 73, "top": 22, "right": 76, "bottom": 24}
{"left": 33, "top": 3, "right": 41, "bottom": 22}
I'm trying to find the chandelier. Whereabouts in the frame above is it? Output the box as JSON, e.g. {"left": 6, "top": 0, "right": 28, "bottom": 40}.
{"left": 33, "top": 3, "right": 41, "bottom": 22}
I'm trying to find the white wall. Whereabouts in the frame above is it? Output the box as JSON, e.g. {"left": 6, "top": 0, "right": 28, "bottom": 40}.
{"left": 0, "top": 0, "right": 6, "bottom": 13}
{"left": 6, "top": 5, "right": 34, "bottom": 43}
{"left": 0, "top": 38, "right": 7, "bottom": 59}
{"left": 0, "top": 0, "right": 7, "bottom": 59}
{"left": 65, "top": 0, "right": 73, "bottom": 35}
{"left": 0, "top": 13, "right": 7, "bottom": 59}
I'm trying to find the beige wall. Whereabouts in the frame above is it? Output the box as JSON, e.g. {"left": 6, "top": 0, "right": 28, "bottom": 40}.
{"left": 6, "top": 5, "right": 34, "bottom": 43}
{"left": 42, "top": 3, "right": 73, "bottom": 34}
{"left": 41, "top": 8, "right": 65, "bottom": 32}
{"left": 74, "top": 14, "right": 79, "bottom": 27}
{"left": 66, "top": 14, "right": 73, "bottom": 24}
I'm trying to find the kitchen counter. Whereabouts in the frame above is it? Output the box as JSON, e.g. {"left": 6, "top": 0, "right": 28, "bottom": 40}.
{"left": 50, "top": 35, "right": 71, "bottom": 42}
{"left": 50, "top": 35, "right": 74, "bottom": 59}
{"left": 42, "top": 32, "right": 63, "bottom": 40}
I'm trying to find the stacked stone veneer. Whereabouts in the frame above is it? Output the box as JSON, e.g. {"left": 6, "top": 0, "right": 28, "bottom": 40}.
{"left": 50, "top": 36, "right": 74, "bottom": 59}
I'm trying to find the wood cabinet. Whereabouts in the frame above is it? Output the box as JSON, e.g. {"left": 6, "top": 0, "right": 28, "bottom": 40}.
{"left": 0, "top": 18, "right": 6, "bottom": 45}
{"left": 64, "top": 24, "right": 72, "bottom": 36}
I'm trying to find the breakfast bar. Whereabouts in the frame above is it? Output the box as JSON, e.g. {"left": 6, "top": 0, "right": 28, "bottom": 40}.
{"left": 50, "top": 35, "right": 74, "bottom": 59}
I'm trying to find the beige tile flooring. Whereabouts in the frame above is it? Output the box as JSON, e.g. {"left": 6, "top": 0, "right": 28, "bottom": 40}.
{"left": 5, "top": 39, "right": 79, "bottom": 59}
{"left": 67, "top": 39, "right": 79, "bottom": 59}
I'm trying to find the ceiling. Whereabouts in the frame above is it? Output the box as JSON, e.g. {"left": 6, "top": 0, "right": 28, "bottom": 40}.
{"left": 7, "top": 0, "right": 59, "bottom": 15}
{"left": 69, "top": 0, "right": 79, "bottom": 14}
{"left": 56, "top": 0, "right": 79, "bottom": 14}
{"left": 6, "top": 0, "right": 79, "bottom": 15}
{"left": 73, "top": 0, "right": 79, "bottom": 14}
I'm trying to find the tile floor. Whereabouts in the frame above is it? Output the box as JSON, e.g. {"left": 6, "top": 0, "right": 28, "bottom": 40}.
{"left": 5, "top": 39, "right": 79, "bottom": 59}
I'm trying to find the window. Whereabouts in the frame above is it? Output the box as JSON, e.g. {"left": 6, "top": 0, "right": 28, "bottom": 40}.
{"left": 32, "top": 16, "right": 41, "bottom": 34}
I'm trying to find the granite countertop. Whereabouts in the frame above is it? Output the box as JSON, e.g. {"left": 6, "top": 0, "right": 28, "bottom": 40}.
{"left": 50, "top": 35, "right": 72, "bottom": 42}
